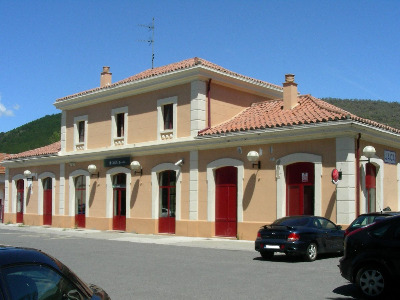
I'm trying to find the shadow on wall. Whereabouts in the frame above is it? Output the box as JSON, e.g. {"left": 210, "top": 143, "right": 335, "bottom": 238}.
{"left": 131, "top": 179, "right": 140, "bottom": 209}
{"left": 243, "top": 174, "right": 256, "bottom": 210}
{"left": 26, "top": 188, "right": 31, "bottom": 205}
{"left": 326, "top": 192, "right": 336, "bottom": 220}
{"left": 89, "top": 183, "right": 97, "bottom": 208}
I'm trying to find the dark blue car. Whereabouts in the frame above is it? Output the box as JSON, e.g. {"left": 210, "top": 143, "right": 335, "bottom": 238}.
{"left": 0, "top": 245, "right": 110, "bottom": 299}
{"left": 255, "top": 215, "right": 344, "bottom": 261}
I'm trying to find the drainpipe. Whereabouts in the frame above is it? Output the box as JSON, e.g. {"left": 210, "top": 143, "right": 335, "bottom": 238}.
{"left": 198, "top": 79, "right": 212, "bottom": 134}
{"left": 356, "top": 133, "right": 361, "bottom": 216}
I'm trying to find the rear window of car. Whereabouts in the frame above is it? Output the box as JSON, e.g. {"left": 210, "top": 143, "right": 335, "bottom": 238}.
{"left": 350, "top": 215, "right": 384, "bottom": 229}
{"left": 273, "top": 217, "right": 310, "bottom": 227}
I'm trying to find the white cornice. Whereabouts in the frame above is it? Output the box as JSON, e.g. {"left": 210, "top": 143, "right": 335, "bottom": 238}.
{"left": 54, "top": 65, "right": 283, "bottom": 111}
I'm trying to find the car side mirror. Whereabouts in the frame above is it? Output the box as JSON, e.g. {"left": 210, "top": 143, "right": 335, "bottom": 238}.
{"left": 336, "top": 225, "right": 342, "bottom": 230}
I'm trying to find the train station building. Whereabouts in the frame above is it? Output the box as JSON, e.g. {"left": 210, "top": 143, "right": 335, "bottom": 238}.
{"left": 1, "top": 58, "right": 400, "bottom": 240}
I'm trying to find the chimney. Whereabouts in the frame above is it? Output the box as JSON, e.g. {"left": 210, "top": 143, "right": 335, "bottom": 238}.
{"left": 100, "top": 66, "right": 112, "bottom": 88}
{"left": 283, "top": 74, "right": 298, "bottom": 110}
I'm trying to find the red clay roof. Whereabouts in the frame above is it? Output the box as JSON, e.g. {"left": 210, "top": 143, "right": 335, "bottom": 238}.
{"left": 56, "top": 57, "right": 282, "bottom": 102}
{"left": 198, "top": 95, "right": 400, "bottom": 136}
{"left": 4, "top": 141, "right": 61, "bottom": 161}
{"left": 0, "top": 153, "right": 6, "bottom": 173}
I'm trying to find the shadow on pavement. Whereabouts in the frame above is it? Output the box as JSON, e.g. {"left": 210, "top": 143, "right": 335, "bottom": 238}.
{"left": 253, "top": 252, "right": 342, "bottom": 263}
{"left": 329, "top": 283, "right": 364, "bottom": 299}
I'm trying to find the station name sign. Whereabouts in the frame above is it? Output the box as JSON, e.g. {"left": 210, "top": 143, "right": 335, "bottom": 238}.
{"left": 384, "top": 150, "right": 396, "bottom": 165}
{"left": 104, "top": 157, "right": 130, "bottom": 167}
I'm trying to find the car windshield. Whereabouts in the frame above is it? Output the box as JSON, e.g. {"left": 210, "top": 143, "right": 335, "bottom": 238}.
{"left": 273, "top": 217, "right": 310, "bottom": 227}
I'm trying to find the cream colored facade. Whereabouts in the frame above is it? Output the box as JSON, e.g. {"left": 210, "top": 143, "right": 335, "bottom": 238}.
{"left": 2, "top": 59, "right": 400, "bottom": 240}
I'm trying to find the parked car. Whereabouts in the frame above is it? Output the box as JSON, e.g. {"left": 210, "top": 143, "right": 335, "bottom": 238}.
{"left": 339, "top": 215, "right": 400, "bottom": 299}
{"left": 255, "top": 215, "right": 344, "bottom": 262}
{"left": 344, "top": 211, "right": 400, "bottom": 236}
{"left": 0, "top": 245, "right": 110, "bottom": 299}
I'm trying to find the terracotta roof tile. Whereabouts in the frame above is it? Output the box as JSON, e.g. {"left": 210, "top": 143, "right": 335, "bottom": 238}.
{"left": 0, "top": 153, "right": 6, "bottom": 173}
{"left": 198, "top": 95, "right": 400, "bottom": 136}
{"left": 4, "top": 141, "right": 61, "bottom": 161}
{"left": 56, "top": 57, "right": 282, "bottom": 102}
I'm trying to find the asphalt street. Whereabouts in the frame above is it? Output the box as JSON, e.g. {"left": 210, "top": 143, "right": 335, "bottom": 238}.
{"left": 0, "top": 224, "right": 363, "bottom": 299}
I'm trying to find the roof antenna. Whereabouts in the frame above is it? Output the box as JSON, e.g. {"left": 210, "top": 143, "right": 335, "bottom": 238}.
{"left": 139, "top": 17, "right": 155, "bottom": 69}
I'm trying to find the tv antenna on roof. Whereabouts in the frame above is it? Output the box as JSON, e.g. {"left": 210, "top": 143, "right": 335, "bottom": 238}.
{"left": 138, "top": 17, "right": 155, "bottom": 69}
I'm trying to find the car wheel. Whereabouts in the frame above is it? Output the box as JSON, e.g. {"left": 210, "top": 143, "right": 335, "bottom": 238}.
{"left": 304, "top": 243, "right": 317, "bottom": 262}
{"left": 260, "top": 251, "right": 274, "bottom": 260}
{"left": 356, "top": 264, "right": 388, "bottom": 299}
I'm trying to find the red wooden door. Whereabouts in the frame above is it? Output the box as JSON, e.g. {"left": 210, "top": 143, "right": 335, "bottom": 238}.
{"left": 215, "top": 167, "right": 237, "bottom": 237}
{"left": 0, "top": 198, "right": 3, "bottom": 223}
{"left": 286, "top": 163, "right": 314, "bottom": 216}
{"left": 43, "top": 178, "right": 52, "bottom": 225}
{"left": 366, "top": 163, "right": 377, "bottom": 212}
{"left": 113, "top": 174, "right": 126, "bottom": 231}
{"left": 159, "top": 171, "right": 176, "bottom": 234}
{"left": 75, "top": 176, "right": 86, "bottom": 228}
{"left": 113, "top": 188, "right": 126, "bottom": 231}
{"left": 16, "top": 179, "right": 24, "bottom": 223}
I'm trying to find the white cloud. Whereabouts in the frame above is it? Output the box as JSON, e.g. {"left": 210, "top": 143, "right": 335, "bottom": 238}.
{"left": 13, "top": 104, "right": 20, "bottom": 111}
{"left": 0, "top": 98, "right": 15, "bottom": 117}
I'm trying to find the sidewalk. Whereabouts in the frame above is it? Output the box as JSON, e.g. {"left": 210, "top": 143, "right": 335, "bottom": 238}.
{"left": 0, "top": 223, "right": 254, "bottom": 252}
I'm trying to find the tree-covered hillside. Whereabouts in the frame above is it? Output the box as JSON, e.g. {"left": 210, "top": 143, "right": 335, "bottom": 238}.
{"left": 0, "top": 113, "right": 61, "bottom": 154}
{"left": 322, "top": 98, "right": 400, "bottom": 130}
{"left": 0, "top": 98, "right": 399, "bottom": 155}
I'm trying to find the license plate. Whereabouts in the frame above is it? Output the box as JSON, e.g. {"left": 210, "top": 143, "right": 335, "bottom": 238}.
{"left": 264, "top": 245, "right": 280, "bottom": 249}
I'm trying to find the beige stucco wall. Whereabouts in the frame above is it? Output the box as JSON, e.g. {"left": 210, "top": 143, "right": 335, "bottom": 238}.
{"left": 64, "top": 84, "right": 192, "bottom": 152}
{"left": 210, "top": 84, "right": 272, "bottom": 127}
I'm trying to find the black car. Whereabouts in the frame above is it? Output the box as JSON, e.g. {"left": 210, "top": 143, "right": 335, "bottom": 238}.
{"left": 345, "top": 211, "right": 400, "bottom": 236}
{"left": 255, "top": 215, "right": 344, "bottom": 262}
{"left": 339, "top": 215, "right": 400, "bottom": 299}
{"left": 0, "top": 245, "right": 110, "bottom": 299}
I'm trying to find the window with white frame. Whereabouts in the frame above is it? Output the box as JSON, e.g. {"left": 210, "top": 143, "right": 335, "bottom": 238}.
{"left": 74, "top": 116, "right": 88, "bottom": 150}
{"left": 111, "top": 107, "right": 128, "bottom": 146}
{"left": 157, "top": 97, "right": 177, "bottom": 140}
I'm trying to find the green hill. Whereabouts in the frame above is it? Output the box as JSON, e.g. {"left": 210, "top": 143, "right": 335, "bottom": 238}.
{"left": 322, "top": 98, "right": 400, "bottom": 130}
{"left": 0, "top": 98, "right": 399, "bottom": 154}
{"left": 0, "top": 113, "right": 61, "bottom": 154}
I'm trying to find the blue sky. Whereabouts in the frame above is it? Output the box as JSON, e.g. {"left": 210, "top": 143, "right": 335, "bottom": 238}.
{"left": 1, "top": 0, "right": 399, "bottom": 133}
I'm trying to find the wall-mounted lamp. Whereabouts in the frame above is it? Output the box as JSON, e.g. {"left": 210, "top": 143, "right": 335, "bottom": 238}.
{"left": 130, "top": 161, "right": 143, "bottom": 176}
{"left": 247, "top": 151, "right": 261, "bottom": 169}
{"left": 88, "top": 164, "right": 99, "bottom": 178}
{"left": 24, "top": 170, "right": 36, "bottom": 193}
{"left": 174, "top": 159, "right": 184, "bottom": 166}
{"left": 361, "top": 146, "right": 376, "bottom": 162}
{"left": 24, "top": 170, "right": 32, "bottom": 180}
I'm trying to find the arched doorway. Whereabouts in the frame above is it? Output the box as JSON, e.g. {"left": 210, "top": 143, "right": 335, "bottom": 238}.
{"left": 159, "top": 170, "right": 176, "bottom": 234}
{"left": 43, "top": 177, "right": 52, "bottom": 225}
{"left": 16, "top": 179, "right": 24, "bottom": 223}
{"left": 215, "top": 166, "right": 237, "bottom": 237}
{"left": 113, "top": 173, "right": 126, "bottom": 231}
{"left": 366, "top": 163, "right": 377, "bottom": 212}
{"left": 286, "top": 162, "right": 315, "bottom": 216}
{"left": 75, "top": 175, "right": 86, "bottom": 228}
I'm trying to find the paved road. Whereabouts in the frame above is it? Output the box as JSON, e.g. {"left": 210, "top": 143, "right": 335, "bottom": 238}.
{"left": 0, "top": 224, "right": 362, "bottom": 299}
